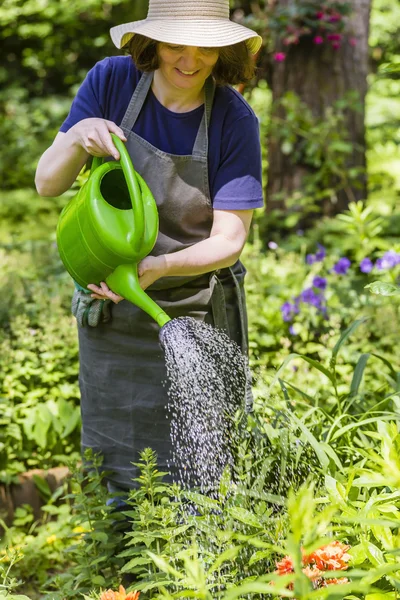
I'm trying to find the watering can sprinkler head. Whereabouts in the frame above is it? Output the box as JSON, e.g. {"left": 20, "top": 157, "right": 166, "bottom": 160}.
{"left": 56, "top": 133, "right": 171, "bottom": 329}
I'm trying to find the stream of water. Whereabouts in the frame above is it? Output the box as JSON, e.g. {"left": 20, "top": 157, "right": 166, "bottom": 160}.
{"left": 160, "top": 316, "right": 248, "bottom": 495}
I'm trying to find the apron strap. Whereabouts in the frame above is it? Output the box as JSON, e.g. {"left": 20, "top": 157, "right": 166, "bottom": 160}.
{"left": 120, "top": 71, "right": 154, "bottom": 132}
{"left": 120, "top": 71, "right": 215, "bottom": 160}
{"left": 192, "top": 77, "right": 216, "bottom": 159}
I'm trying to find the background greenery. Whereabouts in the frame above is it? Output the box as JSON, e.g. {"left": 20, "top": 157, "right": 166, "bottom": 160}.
{"left": 1, "top": 0, "right": 400, "bottom": 598}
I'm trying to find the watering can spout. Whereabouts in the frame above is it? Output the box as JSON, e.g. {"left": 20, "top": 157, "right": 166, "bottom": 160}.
{"left": 106, "top": 264, "right": 171, "bottom": 329}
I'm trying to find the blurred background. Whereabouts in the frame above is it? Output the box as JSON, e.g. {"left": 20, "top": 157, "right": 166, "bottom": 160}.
{"left": 1, "top": 1, "right": 400, "bottom": 595}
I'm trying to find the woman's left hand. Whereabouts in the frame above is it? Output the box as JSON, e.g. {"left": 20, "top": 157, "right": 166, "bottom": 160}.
{"left": 138, "top": 255, "right": 167, "bottom": 290}
{"left": 86, "top": 256, "right": 166, "bottom": 301}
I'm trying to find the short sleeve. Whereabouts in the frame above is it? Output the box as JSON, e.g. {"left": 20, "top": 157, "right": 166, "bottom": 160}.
{"left": 59, "top": 58, "right": 112, "bottom": 132}
{"left": 212, "top": 114, "right": 264, "bottom": 211}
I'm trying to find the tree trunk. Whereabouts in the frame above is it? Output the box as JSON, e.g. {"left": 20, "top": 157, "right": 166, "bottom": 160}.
{"left": 266, "top": 0, "right": 371, "bottom": 218}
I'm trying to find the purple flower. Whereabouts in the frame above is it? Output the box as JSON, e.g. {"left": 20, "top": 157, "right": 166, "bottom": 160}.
{"left": 359, "top": 258, "right": 373, "bottom": 273}
{"left": 313, "top": 276, "right": 327, "bottom": 290}
{"left": 376, "top": 250, "right": 400, "bottom": 270}
{"left": 300, "top": 287, "right": 324, "bottom": 308}
{"left": 332, "top": 257, "right": 351, "bottom": 275}
{"left": 289, "top": 325, "right": 297, "bottom": 336}
{"left": 268, "top": 241, "right": 278, "bottom": 250}
{"left": 281, "top": 302, "right": 295, "bottom": 322}
{"left": 315, "top": 244, "right": 327, "bottom": 262}
{"left": 306, "top": 245, "right": 326, "bottom": 265}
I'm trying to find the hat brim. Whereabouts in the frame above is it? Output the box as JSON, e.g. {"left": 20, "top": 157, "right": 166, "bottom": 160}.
{"left": 110, "top": 19, "right": 262, "bottom": 55}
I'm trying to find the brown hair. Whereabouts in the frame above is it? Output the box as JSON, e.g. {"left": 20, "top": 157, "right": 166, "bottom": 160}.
{"left": 128, "top": 34, "right": 255, "bottom": 85}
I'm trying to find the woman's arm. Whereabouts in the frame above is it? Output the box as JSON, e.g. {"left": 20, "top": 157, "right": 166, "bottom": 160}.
{"left": 138, "top": 208, "right": 254, "bottom": 288}
{"left": 88, "top": 209, "right": 253, "bottom": 301}
{"left": 35, "top": 119, "right": 127, "bottom": 197}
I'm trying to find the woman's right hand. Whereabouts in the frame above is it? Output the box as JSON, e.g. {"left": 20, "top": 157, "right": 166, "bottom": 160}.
{"left": 70, "top": 118, "right": 127, "bottom": 161}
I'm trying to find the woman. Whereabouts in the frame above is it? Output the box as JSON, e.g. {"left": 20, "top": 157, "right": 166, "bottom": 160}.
{"left": 35, "top": 0, "right": 263, "bottom": 494}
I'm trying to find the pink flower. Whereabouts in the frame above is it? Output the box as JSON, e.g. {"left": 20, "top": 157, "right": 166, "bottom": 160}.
{"left": 316, "top": 11, "right": 325, "bottom": 19}
{"left": 332, "top": 41, "right": 341, "bottom": 49}
{"left": 329, "top": 13, "right": 341, "bottom": 22}
{"left": 274, "top": 52, "right": 286, "bottom": 62}
{"left": 349, "top": 37, "right": 357, "bottom": 46}
{"left": 327, "top": 33, "right": 342, "bottom": 41}
{"left": 313, "top": 35, "right": 324, "bottom": 45}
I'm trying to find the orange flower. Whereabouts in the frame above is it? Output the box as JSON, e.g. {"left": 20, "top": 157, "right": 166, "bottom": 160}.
{"left": 308, "top": 541, "right": 351, "bottom": 571}
{"left": 274, "top": 541, "right": 351, "bottom": 591}
{"left": 100, "top": 585, "right": 140, "bottom": 600}
{"left": 302, "top": 566, "right": 322, "bottom": 581}
{"left": 100, "top": 592, "right": 116, "bottom": 600}
{"left": 323, "top": 577, "right": 349, "bottom": 586}
{"left": 275, "top": 555, "right": 294, "bottom": 575}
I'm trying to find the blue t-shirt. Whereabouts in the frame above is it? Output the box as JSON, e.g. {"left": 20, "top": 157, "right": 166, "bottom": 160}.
{"left": 60, "top": 56, "right": 264, "bottom": 210}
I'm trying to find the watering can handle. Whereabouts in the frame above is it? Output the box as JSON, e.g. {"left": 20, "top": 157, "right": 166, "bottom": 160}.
{"left": 90, "top": 134, "right": 145, "bottom": 255}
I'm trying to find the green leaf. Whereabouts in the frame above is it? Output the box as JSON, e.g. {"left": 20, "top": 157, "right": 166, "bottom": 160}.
{"left": 209, "top": 546, "right": 241, "bottom": 574}
{"left": 361, "top": 562, "right": 400, "bottom": 584}
{"left": 32, "top": 404, "right": 53, "bottom": 448}
{"left": 330, "top": 415, "right": 395, "bottom": 442}
{"left": 90, "top": 531, "right": 108, "bottom": 543}
{"left": 350, "top": 353, "right": 370, "bottom": 396}
{"left": 91, "top": 575, "right": 106, "bottom": 586}
{"left": 249, "top": 550, "right": 271, "bottom": 565}
{"left": 121, "top": 556, "right": 153, "bottom": 573}
{"left": 269, "top": 353, "right": 335, "bottom": 393}
{"left": 184, "top": 491, "right": 219, "bottom": 510}
{"left": 363, "top": 541, "right": 386, "bottom": 567}
{"left": 332, "top": 318, "right": 369, "bottom": 361}
{"left": 289, "top": 412, "right": 330, "bottom": 470}
{"left": 147, "top": 552, "right": 183, "bottom": 579}
{"left": 365, "top": 282, "right": 400, "bottom": 296}
{"left": 32, "top": 474, "right": 52, "bottom": 499}
{"left": 227, "top": 507, "right": 262, "bottom": 528}
{"left": 366, "top": 594, "right": 397, "bottom": 600}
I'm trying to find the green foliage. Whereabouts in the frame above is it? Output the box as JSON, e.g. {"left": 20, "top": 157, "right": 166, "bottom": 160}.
{"left": 0, "top": 486, "right": 76, "bottom": 597}
{"left": 0, "top": 0, "right": 148, "bottom": 189}
{"left": 269, "top": 90, "right": 364, "bottom": 224}
{"left": 0, "top": 298, "right": 80, "bottom": 483}
{"left": 48, "top": 450, "right": 126, "bottom": 598}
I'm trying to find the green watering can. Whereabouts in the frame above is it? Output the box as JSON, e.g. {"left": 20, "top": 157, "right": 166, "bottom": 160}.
{"left": 56, "top": 134, "right": 171, "bottom": 328}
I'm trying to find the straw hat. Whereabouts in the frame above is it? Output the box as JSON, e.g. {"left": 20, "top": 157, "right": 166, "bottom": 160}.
{"left": 110, "top": 0, "right": 262, "bottom": 55}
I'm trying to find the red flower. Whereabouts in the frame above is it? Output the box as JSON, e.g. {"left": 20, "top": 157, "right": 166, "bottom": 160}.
{"left": 316, "top": 11, "right": 325, "bottom": 19}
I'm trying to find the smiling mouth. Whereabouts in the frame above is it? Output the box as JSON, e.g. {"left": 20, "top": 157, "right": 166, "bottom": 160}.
{"left": 176, "top": 68, "right": 199, "bottom": 76}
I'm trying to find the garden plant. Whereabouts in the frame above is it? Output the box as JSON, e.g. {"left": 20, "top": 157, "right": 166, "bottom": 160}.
{"left": 1, "top": 0, "right": 400, "bottom": 599}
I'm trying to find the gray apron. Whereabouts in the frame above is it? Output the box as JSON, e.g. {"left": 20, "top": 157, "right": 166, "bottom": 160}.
{"left": 78, "top": 72, "right": 252, "bottom": 490}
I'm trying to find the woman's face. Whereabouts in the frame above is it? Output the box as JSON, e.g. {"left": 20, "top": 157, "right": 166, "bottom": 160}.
{"left": 157, "top": 43, "right": 219, "bottom": 91}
